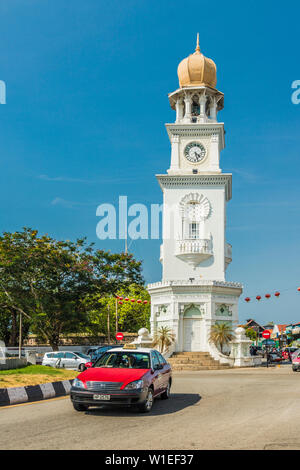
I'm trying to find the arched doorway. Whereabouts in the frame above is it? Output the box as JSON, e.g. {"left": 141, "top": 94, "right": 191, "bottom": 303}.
{"left": 183, "top": 304, "right": 203, "bottom": 351}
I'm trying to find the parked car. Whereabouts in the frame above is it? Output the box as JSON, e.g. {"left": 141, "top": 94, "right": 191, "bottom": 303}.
{"left": 42, "top": 351, "right": 91, "bottom": 371}
{"left": 292, "top": 351, "right": 300, "bottom": 371}
{"left": 267, "top": 352, "right": 283, "bottom": 363}
{"left": 250, "top": 346, "right": 263, "bottom": 356}
{"left": 86, "top": 346, "right": 101, "bottom": 356}
{"left": 282, "top": 347, "right": 299, "bottom": 361}
{"left": 70, "top": 345, "right": 172, "bottom": 413}
{"left": 90, "top": 344, "right": 121, "bottom": 365}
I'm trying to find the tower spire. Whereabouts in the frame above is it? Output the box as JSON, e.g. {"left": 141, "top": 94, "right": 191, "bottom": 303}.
{"left": 195, "top": 33, "right": 200, "bottom": 53}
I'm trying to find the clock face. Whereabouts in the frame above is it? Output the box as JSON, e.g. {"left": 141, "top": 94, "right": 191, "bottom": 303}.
{"left": 184, "top": 142, "right": 206, "bottom": 163}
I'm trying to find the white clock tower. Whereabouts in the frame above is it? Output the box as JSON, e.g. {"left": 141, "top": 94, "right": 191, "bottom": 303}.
{"left": 148, "top": 36, "right": 243, "bottom": 354}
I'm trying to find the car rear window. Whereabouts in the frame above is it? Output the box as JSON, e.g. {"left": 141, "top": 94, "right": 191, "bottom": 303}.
{"left": 94, "top": 351, "right": 150, "bottom": 369}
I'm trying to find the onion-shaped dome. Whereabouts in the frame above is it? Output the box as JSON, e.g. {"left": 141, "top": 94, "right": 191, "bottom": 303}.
{"left": 177, "top": 34, "right": 217, "bottom": 89}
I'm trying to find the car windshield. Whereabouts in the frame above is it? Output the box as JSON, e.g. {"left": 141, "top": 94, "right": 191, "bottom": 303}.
{"left": 74, "top": 352, "right": 90, "bottom": 359}
{"left": 94, "top": 351, "right": 150, "bottom": 369}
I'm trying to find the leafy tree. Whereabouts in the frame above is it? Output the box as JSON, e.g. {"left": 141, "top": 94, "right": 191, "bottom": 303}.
{"left": 83, "top": 284, "right": 150, "bottom": 340}
{"left": 117, "top": 284, "right": 151, "bottom": 332}
{"left": 0, "top": 293, "right": 31, "bottom": 346}
{"left": 209, "top": 322, "right": 234, "bottom": 354}
{"left": 0, "top": 228, "right": 144, "bottom": 350}
{"left": 245, "top": 327, "right": 257, "bottom": 342}
{"left": 152, "top": 326, "right": 175, "bottom": 353}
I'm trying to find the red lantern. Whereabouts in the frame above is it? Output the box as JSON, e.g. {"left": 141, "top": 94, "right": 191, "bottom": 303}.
{"left": 118, "top": 301, "right": 123, "bottom": 305}
{"left": 265, "top": 294, "right": 271, "bottom": 299}
{"left": 137, "top": 299, "right": 142, "bottom": 304}
{"left": 124, "top": 298, "right": 129, "bottom": 301}
{"left": 118, "top": 296, "right": 123, "bottom": 300}
{"left": 297, "top": 287, "right": 300, "bottom": 292}
{"left": 131, "top": 299, "right": 135, "bottom": 302}
{"left": 256, "top": 295, "right": 261, "bottom": 301}
{"left": 245, "top": 297, "right": 251, "bottom": 302}
{"left": 274, "top": 292, "right": 280, "bottom": 297}
{"left": 143, "top": 300, "right": 148, "bottom": 304}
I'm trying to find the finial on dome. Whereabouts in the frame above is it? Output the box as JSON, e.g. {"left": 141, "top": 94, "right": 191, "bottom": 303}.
{"left": 195, "top": 33, "right": 200, "bottom": 53}
{"left": 177, "top": 36, "right": 217, "bottom": 88}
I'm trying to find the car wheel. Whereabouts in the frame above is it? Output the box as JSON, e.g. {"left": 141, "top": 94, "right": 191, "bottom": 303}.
{"left": 78, "top": 363, "right": 86, "bottom": 372}
{"left": 138, "top": 388, "right": 154, "bottom": 413}
{"left": 161, "top": 381, "right": 171, "bottom": 400}
{"left": 73, "top": 402, "right": 88, "bottom": 412}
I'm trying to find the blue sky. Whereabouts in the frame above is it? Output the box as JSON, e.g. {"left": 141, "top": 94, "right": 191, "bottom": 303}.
{"left": 0, "top": 0, "right": 300, "bottom": 325}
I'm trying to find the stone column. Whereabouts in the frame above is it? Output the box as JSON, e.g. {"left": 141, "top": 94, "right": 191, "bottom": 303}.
{"left": 168, "top": 134, "right": 180, "bottom": 172}
{"left": 175, "top": 98, "right": 184, "bottom": 122}
{"left": 199, "top": 94, "right": 207, "bottom": 123}
{"left": 184, "top": 96, "right": 192, "bottom": 122}
{"left": 209, "top": 97, "right": 217, "bottom": 121}
{"left": 210, "top": 133, "right": 220, "bottom": 171}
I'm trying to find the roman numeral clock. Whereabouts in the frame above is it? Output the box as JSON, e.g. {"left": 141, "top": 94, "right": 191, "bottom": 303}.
{"left": 148, "top": 35, "right": 242, "bottom": 355}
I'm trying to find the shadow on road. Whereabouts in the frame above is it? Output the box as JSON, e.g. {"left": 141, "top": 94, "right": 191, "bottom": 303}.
{"left": 85, "top": 393, "right": 201, "bottom": 417}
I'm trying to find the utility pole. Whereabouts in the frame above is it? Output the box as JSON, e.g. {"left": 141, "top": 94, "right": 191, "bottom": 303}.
{"left": 18, "top": 312, "right": 22, "bottom": 359}
{"left": 107, "top": 302, "right": 111, "bottom": 345}
{"left": 125, "top": 219, "right": 127, "bottom": 255}
{"left": 115, "top": 298, "right": 118, "bottom": 338}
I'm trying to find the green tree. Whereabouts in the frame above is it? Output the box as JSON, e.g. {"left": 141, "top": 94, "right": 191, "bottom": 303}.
{"left": 84, "top": 284, "right": 151, "bottom": 339}
{"left": 117, "top": 284, "right": 151, "bottom": 332}
{"left": 0, "top": 228, "right": 144, "bottom": 350}
{"left": 209, "top": 322, "right": 234, "bottom": 354}
{"left": 0, "top": 293, "right": 31, "bottom": 346}
{"left": 245, "top": 328, "right": 257, "bottom": 342}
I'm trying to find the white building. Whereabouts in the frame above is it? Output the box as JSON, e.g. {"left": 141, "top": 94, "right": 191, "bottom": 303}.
{"left": 148, "top": 36, "right": 243, "bottom": 354}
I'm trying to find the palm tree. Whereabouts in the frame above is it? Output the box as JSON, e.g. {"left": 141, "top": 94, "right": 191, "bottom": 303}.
{"left": 209, "top": 322, "right": 234, "bottom": 354}
{"left": 152, "top": 326, "right": 175, "bottom": 353}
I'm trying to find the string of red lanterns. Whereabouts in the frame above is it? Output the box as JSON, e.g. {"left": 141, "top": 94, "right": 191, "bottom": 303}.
{"left": 244, "top": 287, "right": 300, "bottom": 302}
{"left": 116, "top": 295, "right": 151, "bottom": 306}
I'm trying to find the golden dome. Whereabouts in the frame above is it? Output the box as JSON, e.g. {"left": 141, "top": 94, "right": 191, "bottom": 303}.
{"left": 177, "top": 34, "right": 217, "bottom": 89}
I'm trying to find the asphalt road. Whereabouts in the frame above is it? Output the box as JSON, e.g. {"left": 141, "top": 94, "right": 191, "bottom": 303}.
{"left": 1, "top": 365, "right": 300, "bottom": 450}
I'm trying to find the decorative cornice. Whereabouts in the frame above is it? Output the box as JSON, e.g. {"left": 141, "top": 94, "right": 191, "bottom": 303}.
{"left": 148, "top": 280, "right": 243, "bottom": 298}
{"left": 165, "top": 122, "right": 225, "bottom": 149}
{"left": 156, "top": 174, "right": 232, "bottom": 201}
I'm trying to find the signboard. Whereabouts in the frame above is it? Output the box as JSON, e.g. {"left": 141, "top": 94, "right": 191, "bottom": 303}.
{"left": 116, "top": 332, "right": 124, "bottom": 341}
{"left": 262, "top": 339, "right": 275, "bottom": 346}
{"left": 123, "top": 343, "right": 137, "bottom": 349}
{"left": 262, "top": 330, "right": 271, "bottom": 339}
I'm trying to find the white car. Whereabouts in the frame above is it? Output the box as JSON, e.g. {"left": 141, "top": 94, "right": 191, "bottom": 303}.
{"left": 42, "top": 351, "right": 90, "bottom": 371}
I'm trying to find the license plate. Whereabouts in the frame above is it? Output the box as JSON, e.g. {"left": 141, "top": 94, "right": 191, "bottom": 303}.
{"left": 93, "top": 394, "right": 111, "bottom": 401}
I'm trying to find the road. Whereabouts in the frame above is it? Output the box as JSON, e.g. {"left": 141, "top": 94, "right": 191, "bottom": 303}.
{"left": 1, "top": 365, "right": 300, "bottom": 450}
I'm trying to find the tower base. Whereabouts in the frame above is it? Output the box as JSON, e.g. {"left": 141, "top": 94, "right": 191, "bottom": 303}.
{"left": 148, "top": 280, "right": 242, "bottom": 353}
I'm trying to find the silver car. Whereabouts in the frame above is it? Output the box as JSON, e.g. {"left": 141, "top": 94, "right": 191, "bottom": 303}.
{"left": 42, "top": 351, "right": 90, "bottom": 371}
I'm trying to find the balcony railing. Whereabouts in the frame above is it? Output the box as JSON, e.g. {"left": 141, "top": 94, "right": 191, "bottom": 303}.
{"left": 175, "top": 239, "right": 213, "bottom": 266}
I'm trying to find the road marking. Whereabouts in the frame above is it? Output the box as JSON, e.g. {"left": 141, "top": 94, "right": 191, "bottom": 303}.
{"left": 0, "top": 395, "right": 69, "bottom": 410}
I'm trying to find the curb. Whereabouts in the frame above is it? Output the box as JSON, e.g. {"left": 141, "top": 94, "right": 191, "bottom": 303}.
{"left": 0, "top": 379, "right": 73, "bottom": 407}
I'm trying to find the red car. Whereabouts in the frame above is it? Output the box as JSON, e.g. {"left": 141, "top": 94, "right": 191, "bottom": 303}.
{"left": 70, "top": 346, "right": 172, "bottom": 413}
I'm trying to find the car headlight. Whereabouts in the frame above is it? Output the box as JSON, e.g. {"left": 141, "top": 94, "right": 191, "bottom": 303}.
{"left": 124, "top": 379, "right": 144, "bottom": 390}
{"left": 73, "top": 378, "right": 86, "bottom": 389}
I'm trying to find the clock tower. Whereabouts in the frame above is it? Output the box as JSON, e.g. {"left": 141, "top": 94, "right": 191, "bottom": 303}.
{"left": 148, "top": 36, "right": 243, "bottom": 355}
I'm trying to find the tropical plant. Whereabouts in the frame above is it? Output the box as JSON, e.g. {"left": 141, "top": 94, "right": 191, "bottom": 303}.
{"left": 209, "top": 322, "right": 234, "bottom": 354}
{"left": 152, "top": 326, "right": 175, "bottom": 353}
